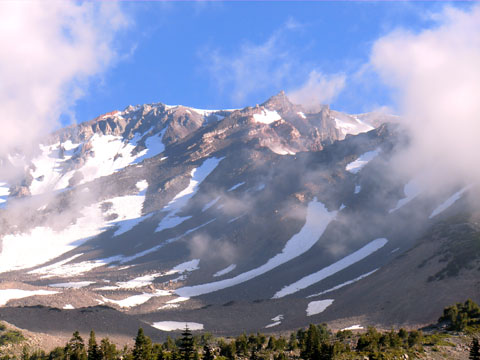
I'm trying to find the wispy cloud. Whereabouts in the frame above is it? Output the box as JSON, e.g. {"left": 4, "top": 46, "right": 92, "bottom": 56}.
{"left": 288, "top": 70, "right": 346, "bottom": 111}
{"left": 0, "top": 1, "right": 130, "bottom": 157}
{"left": 202, "top": 19, "right": 345, "bottom": 107}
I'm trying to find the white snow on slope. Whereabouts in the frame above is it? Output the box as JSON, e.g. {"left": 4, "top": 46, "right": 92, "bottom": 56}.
{"left": 0, "top": 289, "right": 59, "bottom": 306}
{"left": 306, "top": 299, "right": 334, "bottom": 316}
{"left": 273, "top": 238, "right": 388, "bottom": 298}
{"left": 63, "top": 304, "right": 75, "bottom": 310}
{"left": 175, "top": 199, "right": 337, "bottom": 297}
{"left": 155, "top": 157, "right": 224, "bottom": 233}
{"left": 102, "top": 289, "right": 172, "bottom": 308}
{"left": 202, "top": 196, "right": 220, "bottom": 212}
{"left": 133, "top": 128, "right": 167, "bottom": 164}
{"left": 213, "top": 264, "right": 236, "bottom": 277}
{"left": 297, "top": 112, "right": 306, "bottom": 119}
{"left": 334, "top": 117, "right": 374, "bottom": 137}
{"left": 152, "top": 321, "right": 204, "bottom": 331}
{"left": 345, "top": 149, "right": 380, "bottom": 174}
{"left": 429, "top": 186, "right": 470, "bottom": 219}
{"left": 389, "top": 179, "right": 421, "bottom": 213}
{"left": 228, "top": 182, "right": 245, "bottom": 192}
{"left": 265, "top": 314, "right": 284, "bottom": 328}
{"left": 342, "top": 325, "right": 364, "bottom": 331}
{"left": 253, "top": 109, "right": 281, "bottom": 124}
{"left": 1, "top": 182, "right": 150, "bottom": 274}
{"left": 49, "top": 281, "right": 94, "bottom": 289}
{"left": 28, "top": 126, "right": 167, "bottom": 196}
{"left": 307, "top": 269, "right": 378, "bottom": 298}
{"left": 354, "top": 185, "right": 361, "bottom": 194}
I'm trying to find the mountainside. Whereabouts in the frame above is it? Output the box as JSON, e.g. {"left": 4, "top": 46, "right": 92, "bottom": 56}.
{"left": 0, "top": 92, "right": 478, "bottom": 340}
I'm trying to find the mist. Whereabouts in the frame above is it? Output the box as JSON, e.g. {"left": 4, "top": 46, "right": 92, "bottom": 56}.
{"left": 370, "top": 4, "right": 480, "bottom": 194}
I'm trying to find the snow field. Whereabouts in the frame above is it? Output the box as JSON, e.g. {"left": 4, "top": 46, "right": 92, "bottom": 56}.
{"left": 265, "top": 314, "right": 284, "bottom": 328}
{"left": 175, "top": 199, "right": 337, "bottom": 297}
{"left": 273, "top": 238, "right": 388, "bottom": 298}
{"left": 1, "top": 180, "right": 150, "bottom": 274}
{"left": 213, "top": 264, "right": 236, "bottom": 277}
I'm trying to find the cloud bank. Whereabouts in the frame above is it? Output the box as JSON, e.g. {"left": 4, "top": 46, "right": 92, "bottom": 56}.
{"left": 0, "top": 1, "right": 129, "bottom": 157}
{"left": 370, "top": 4, "right": 480, "bottom": 192}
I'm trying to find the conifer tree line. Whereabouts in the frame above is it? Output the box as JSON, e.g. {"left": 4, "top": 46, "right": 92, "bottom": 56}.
{"left": 1, "top": 299, "right": 480, "bottom": 360}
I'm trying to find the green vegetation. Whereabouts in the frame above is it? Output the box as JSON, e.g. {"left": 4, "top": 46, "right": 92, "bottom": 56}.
{"left": 439, "top": 299, "right": 480, "bottom": 331}
{"left": 1, "top": 300, "right": 480, "bottom": 359}
{"left": 0, "top": 324, "right": 25, "bottom": 347}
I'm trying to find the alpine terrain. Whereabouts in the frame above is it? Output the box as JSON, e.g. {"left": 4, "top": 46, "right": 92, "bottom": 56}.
{"left": 0, "top": 92, "right": 478, "bottom": 341}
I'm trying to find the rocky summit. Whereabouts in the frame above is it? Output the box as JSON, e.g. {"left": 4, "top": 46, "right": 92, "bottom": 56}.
{"left": 0, "top": 92, "right": 478, "bottom": 341}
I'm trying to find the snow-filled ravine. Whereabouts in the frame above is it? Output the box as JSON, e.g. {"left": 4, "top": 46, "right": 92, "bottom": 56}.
{"left": 175, "top": 198, "right": 337, "bottom": 297}
{"left": 155, "top": 157, "right": 224, "bottom": 233}
{"left": 273, "top": 238, "right": 387, "bottom": 298}
{"left": 429, "top": 186, "right": 470, "bottom": 219}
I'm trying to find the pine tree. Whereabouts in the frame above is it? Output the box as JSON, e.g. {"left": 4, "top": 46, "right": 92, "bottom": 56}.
{"left": 100, "top": 338, "right": 117, "bottom": 360}
{"left": 470, "top": 338, "right": 480, "bottom": 360}
{"left": 179, "top": 326, "right": 194, "bottom": 360}
{"left": 65, "top": 331, "right": 87, "bottom": 360}
{"left": 133, "top": 328, "right": 152, "bottom": 360}
{"left": 88, "top": 330, "right": 101, "bottom": 360}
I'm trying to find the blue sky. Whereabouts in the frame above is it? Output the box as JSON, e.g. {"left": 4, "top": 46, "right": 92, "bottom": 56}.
{"left": 70, "top": 1, "right": 472, "bottom": 124}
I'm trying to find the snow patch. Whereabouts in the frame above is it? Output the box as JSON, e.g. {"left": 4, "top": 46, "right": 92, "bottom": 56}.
{"left": 253, "top": 109, "right": 281, "bottom": 124}
{"left": 228, "top": 182, "right": 245, "bottom": 192}
{"left": 273, "top": 238, "right": 388, "bottom": 298}
{"left": 151, "top": 321, "right": 204, "bottom": 331}
{"left": 342, "top": 325, "right": 364, "bottom": 331}
{"left": 202, "top": 196, "right": 220, "bottom": 212}
{"left": 307, "top": 269, "right": 378, "bottom": 298}
{"left": 345, "top": 149, "right": 380, "bottom": 174}
{"left": 213, "top": 264, "right": 236, "bottom": 277}
{"left": 354, "top": 185, "right": 361, "bottom": 194}
{"left": 63, "top": 304, "right": 75, "bottom": 310}
{"left": 306, "top": 299, "right": 334, "bottom": 316}
{"left": 0, "top": 289, "right": 59, "bottom": 306}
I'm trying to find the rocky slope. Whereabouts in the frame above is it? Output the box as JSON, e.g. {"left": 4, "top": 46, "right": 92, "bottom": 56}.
{"left": 0, "top": 92, "right": 477, "bottom": 339}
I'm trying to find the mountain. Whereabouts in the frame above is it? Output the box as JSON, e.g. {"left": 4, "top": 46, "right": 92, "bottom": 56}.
{"left": 0, "top": 92, "right": 477, "bottom": 340}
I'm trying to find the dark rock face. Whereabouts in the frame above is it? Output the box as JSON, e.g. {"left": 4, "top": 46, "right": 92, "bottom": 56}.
{"left": 0, "top": 93, "right": 476, "bottom": 338}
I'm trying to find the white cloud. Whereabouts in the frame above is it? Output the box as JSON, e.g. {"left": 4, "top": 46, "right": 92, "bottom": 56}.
{"left": 370, "top": 4, "right": 480, "bottom": 192}
{"left": 0, "top": 1, "right": 129, "bottom": 157}
{"left": 205, "top": 33, "right": 293, "bottom": 104}
{"left": 288, "top": 70, "right": 346, "bottom": 111}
